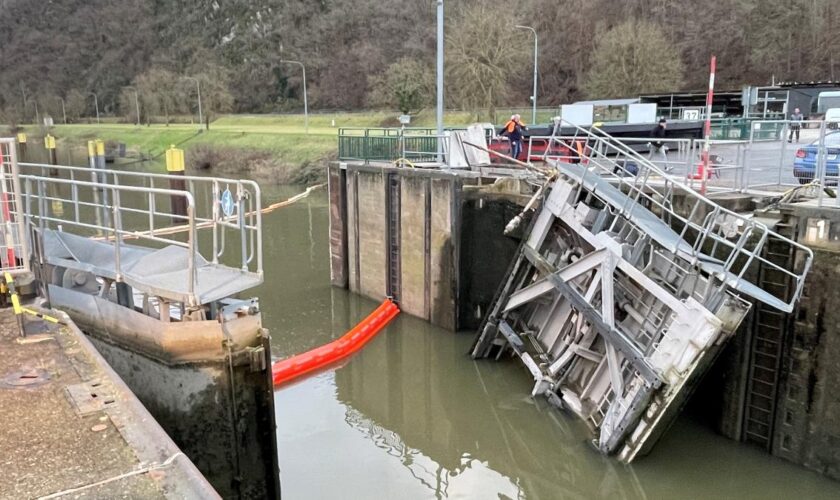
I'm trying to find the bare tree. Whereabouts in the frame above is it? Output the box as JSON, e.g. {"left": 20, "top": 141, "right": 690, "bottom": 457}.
{"left": 367, "top": 57, "right": 434, "bottom": 114}
{"left": 445, "top": 3, "right": 523, "bottom": 120}
{"left": 583, "top": 20, "right": 684, "bottom": 98}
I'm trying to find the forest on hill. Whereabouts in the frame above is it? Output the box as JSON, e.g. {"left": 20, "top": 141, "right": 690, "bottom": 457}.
{"left": 0, "top": 0, "right": 838, "bottom": 123}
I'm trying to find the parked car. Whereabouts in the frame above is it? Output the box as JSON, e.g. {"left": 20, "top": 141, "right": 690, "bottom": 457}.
{"left": 826, "top": 108, "right": 840, "bottom": 130}
{"left": 793, "top": 131, "right": 840, "bottom": 184}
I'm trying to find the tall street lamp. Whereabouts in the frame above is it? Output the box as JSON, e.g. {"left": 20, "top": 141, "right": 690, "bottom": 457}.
{"left": 279, "top": 59, "right": 309, "bottom": 133}
{"left": 88, "top": 92, "right": 100, "bottom": 124}
{"left": 515, "top": 25, "right": 538, "bottom": 125}
{"left": 122, "top": 86, "right": 140, "bottom": 126}
{"left": 436, "top": 0, "right": 444, "bottom": 157}
{"left": 183, "top": 76, "right": 203, "bottom": 128}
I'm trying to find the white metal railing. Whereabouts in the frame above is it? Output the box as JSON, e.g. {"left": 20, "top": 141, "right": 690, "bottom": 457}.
{"left": 19, "top": 162, "right": 263, "bottom": 275}
{"left": 0, "top": 138, "right": 29, "bottom": 276}
{"left": 22, "top": 174, "right": 199, "bottom": 299}
{"left": 539, "top": 119, "right": 813, "bottom": 313}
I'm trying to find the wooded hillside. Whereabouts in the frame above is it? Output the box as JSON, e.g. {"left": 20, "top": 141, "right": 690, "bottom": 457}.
{"left": 1, "top": 0, "right": 837, "bottom": 122}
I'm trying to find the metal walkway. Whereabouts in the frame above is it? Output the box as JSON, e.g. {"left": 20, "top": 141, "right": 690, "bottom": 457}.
{"left": 17, "top": 161, "right": 263, "bottom": 308}
{"left": 471, "top": 120, "right": 813, "bottom": 462}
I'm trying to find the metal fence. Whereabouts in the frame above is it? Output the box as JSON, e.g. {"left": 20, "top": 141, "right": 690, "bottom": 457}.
{"left": 0, "top": 138, "right": 29, "bottom": 277}
{"left": 18, "top": 162, "right": 263, "bottom": 305}
{"left": 538, "top": 119, "right": 813, "bottom": 313}
{"left": 338, "top": 128, "right": 442, "bottom": 163}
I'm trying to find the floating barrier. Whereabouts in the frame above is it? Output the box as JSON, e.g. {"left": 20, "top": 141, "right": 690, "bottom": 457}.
{"left": 271, "top": 298, "right": 400, "bottom": 388}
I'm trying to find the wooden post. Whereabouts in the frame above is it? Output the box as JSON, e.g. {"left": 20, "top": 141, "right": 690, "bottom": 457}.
{"left": 165, "top": 145, "right": 187, "bottom": 224}
{"left": 44, "top": 134, "right": 57, "bottom": 175}
{"left": 16, "top": 133, "right": 27, "bottom": 163}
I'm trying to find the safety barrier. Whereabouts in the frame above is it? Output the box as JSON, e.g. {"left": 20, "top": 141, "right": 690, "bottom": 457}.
{"left": 19, "top": 162, "right": 263, "bottom": 275}
{"left": 0, "top": 138, "right": 29, "bottom": 277}
{"left": 539, "top": 119, "right": 812, "bottom": 312}
{"left": 272, "top": 298, "right": 400, "bottom": 387}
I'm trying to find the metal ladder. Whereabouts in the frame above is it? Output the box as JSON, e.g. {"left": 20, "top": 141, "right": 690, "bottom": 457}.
{"left": 742, "top": 221, "right": 795, "bottom": 449}
{"left": 386, "top": 174, "right": 401, "bottom": 301}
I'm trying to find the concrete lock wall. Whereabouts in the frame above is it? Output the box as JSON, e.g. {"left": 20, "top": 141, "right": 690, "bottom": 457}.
{"left": 330, "top": 163, "right": 463, "bottom": 330}
{"left": 704, "top": 206, "right": 840, "bottom": 482}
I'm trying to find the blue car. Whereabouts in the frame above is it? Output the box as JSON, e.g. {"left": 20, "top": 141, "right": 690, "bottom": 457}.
{"left": 793, "top": 131, "right": 840, "bottom": 184}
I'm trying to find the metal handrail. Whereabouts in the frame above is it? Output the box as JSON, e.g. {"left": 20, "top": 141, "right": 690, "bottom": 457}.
{"left": 0, "top": 138, "right": 30, "bottom": 276}
{"left": 21, "top": 174, "right": 200, "bottom": 302}
{"left": 541, "top": 119, "right": 813, "bottom": 312}
{"left": 19, "top": 162, "right": 262, "bottom": 276}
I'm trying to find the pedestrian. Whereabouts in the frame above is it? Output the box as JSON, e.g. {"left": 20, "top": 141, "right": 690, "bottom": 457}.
{"left": 788, "top": 107, "right": 804, "bottom": 143}
{"left": 500, "top": 114, "right": 527, "bottom": 161}
{"left": 649, "top": 118, "right": 670, "bottom": 171}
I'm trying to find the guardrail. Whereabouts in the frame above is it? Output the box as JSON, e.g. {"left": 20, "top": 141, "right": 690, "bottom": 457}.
{"left": 21, "top": 174, "right": 199, "bottom": 299}
{"left": 0, "top": 138, "right": 29, "bottom": 277}
{"left": 20, "top": 163, "right": 263, "bottom": 292}
{"left": 540, "top": 119, "right": 813, "bottom": 313}
{"left": 338, "top": 128, "right": 441, "bottom": 163}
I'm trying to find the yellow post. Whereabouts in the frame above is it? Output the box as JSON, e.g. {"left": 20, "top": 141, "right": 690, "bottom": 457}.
{"left": 44, "top": 134, "right": 57, "bottom": 175}
{"left": 16, "top": 133, "right": 27, "bottom": 162}
{"left": 165, "top": 145, "right": 185, "bottom": 173}
{"left": 165, "top": 145, "right": 187, "bottom": 222}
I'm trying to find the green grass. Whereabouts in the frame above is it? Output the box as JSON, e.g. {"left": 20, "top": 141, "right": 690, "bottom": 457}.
{"left": 8, "top": 108, "right": 555, "bottom": 177}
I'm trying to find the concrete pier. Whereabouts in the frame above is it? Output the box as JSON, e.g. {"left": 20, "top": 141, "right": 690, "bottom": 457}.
{"left": 0, "top": 308, "right": 216, "bottom": 499}
{"left": 329, "top": 161, "right": 527, "bottom": 331}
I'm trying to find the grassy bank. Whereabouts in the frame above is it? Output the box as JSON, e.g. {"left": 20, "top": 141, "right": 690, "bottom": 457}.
{"left": 7, "top": 107, "right": 562, "bottom": 183}
{"left": 6, "top": 110, "right": 483, "bottom": 183}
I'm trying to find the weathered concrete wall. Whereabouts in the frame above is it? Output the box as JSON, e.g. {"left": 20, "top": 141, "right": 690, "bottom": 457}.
{"left": 399, "top": 176, "right": 429, "bottom": 319}
{"left": 430, "top": 178, "right": 457, "bottom": 330}
{"left": 333, "top": 163, "right": 466, "bottom": 330}
{"left": 328, "top": 163, "right": 348, "bottom": 288}
{"left": 771, "top": 245, "right": 840, "bottom": 479}
{"left": 352, "top": 169, "right": 388, "bottom": 299}
{"left": 704, "top": 205, "right": 840, "bottom": 482}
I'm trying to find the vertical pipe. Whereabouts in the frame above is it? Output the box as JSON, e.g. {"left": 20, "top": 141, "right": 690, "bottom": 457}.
{"left": 212, "top": 180, "right": 219, "bottom": 264}
{"left": 436, "top": 0, "right": 444, "bottom": 161}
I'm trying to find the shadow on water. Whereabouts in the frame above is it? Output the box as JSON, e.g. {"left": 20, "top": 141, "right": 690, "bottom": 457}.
{"left": 268, "top": 190, "right": 839, "bottom": 500}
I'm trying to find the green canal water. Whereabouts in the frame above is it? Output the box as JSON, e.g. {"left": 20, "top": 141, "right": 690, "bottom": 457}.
{"left": 256, "top": 185, "right": 839, "bottom": 500}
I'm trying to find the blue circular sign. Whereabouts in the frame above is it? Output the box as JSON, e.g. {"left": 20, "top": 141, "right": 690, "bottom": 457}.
{"left": 220, "top": 188, "right": 235, "bottom": 217}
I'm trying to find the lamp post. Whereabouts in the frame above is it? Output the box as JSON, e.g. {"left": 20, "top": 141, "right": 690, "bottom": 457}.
{"left": 436, "top": 0, "right": 444, "bottom": 158}
{"left": 515, "top": 25, "right": 538, "bottom": 125}
{"left": 122, "top": 86, "right": 140, "bottom": 126}
{"left": 183, "top": 76, "right": 203, "bottom": 128}
{"left": 88, "top": 92, "right": 100, "bottom": 124}
{"left": 278, "top": 60, "right": 308, "bottom": 133}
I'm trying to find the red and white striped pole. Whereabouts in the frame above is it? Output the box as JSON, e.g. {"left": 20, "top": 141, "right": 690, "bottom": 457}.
{"left": 700, "top": 55, "right": 717, "bottom": 195}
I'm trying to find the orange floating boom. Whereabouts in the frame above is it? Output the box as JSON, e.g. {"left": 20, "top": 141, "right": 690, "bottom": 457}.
{"left": 271, "top": 298, "right": 400, "bottom": 388}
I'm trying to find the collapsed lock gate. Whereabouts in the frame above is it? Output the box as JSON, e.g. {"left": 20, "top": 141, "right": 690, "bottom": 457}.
{"left": 471, "top": 120, "right": 813, "bottom": 462}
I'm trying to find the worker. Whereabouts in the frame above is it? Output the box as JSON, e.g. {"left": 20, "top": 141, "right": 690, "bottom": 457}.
{"left": 649, "top": 118, "right": 670, "bottom": 171}
{"left": 500, "top": 114, "right": 527, "bottom": 161}
{"left": 788, "top": 107, "right": 804, "bottom": 143}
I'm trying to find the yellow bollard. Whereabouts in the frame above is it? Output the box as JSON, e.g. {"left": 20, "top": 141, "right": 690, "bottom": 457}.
{"left": 44, "top": 134, "right": 57, "bottom": 175}
{"left": 16, "top": 133, "right": 27, "bottom": 162}
{"left": 165, "top": 145, "right": 187, "bottom": 223}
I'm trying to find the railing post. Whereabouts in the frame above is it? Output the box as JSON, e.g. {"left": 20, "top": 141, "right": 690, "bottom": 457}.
{"left": 238, "top": 183, "right": 247, "bottom": 271}
{"left": 187, "top": 195, "right": 197, "bottom": 304}
{"left": 112, "top": 187, "right": 122, "bottom": 282}
{"left": 777, "top": 121, "right": 788, "bottom": 187}
{"left": 212, "top": 180, "right": 219, "bottom": 264}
